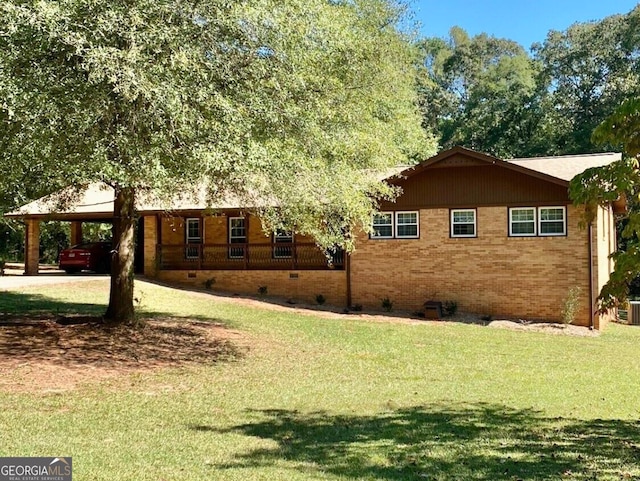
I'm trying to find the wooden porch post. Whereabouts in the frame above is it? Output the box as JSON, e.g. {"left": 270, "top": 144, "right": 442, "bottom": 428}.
{"left": 244, "top": 213, "right": 249, "bottom": 269}
{"left": 70, "top": 221, "right": 83, "bottom": 245}
{"left": 24, "top": 219, "right": 40, "bottom": 275}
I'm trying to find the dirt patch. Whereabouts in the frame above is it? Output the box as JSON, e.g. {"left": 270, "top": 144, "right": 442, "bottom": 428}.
{"left": 487, "top": 319, "right": 599, "bottom": 337}
{"left": 0, "top": 315, "right": 246, "bottom": 393}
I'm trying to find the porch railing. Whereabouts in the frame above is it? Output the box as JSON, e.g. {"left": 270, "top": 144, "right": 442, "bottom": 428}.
{"left": 157, "top": 243, "right": 345, "bottom": 271}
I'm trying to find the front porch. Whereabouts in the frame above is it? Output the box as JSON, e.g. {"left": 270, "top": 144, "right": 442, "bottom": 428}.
{"left": 144, "top": 214, "right": 350, "bottom": 305}
{"left": 157, "top": 243, "right": 344, "bottom": 271}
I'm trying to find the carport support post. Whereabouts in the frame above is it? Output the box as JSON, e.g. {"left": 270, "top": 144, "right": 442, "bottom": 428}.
{"left": 70, "top": 221, "right": 83, "bottom": 245}
{"left": 24, "top": 219, "right": 40, "bottom": 275}
{"left": 143, "top": 215, "right": 158, "bottom": 277}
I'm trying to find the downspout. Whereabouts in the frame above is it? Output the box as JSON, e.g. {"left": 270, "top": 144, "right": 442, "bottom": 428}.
{"left": 588, "top": 221, "right": 595, "bottom": 330}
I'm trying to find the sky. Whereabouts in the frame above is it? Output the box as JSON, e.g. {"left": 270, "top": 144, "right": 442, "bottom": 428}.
{"left": 413, "top": 0, "right": 639, "bottom": 50}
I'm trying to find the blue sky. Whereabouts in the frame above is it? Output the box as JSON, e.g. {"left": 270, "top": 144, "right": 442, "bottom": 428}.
{"left": 412, "top": 0, "right": 639, "bottom": 50}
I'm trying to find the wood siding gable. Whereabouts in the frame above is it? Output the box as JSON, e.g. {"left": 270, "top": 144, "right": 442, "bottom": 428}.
{"left": 382, "top": 147, "right": 571, "bottom": 211}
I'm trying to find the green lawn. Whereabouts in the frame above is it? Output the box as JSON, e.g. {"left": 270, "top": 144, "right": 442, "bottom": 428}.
{"left": 1, "top": 279, "right": 640, "bottom": 480}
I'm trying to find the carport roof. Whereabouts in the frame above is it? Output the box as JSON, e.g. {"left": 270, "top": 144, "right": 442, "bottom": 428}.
{"left": 4, "top": 183, "right": 250, "bottom": 221}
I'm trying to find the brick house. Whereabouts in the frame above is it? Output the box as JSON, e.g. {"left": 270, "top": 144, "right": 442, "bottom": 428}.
{"left": 7, "top": 147, "right": 623, "bottom": 329}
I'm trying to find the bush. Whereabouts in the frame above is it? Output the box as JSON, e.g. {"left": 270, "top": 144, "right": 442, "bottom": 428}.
{"left": 40, "top": 221, "right": 71, "bottom": 264}
{"left": 443, "top": 300, "right": 458, "bottom": 317}
{"left": 257, "top": 285, "right": 268, "bottom": 295}
{"left": 381, "top": 297, "right": 393, "bottom": 312}
{"left": 203, "top": 278, "right": 216, "bottom": 290}
{"left": 315, "top": 294, "right": 326, "bottom": 305}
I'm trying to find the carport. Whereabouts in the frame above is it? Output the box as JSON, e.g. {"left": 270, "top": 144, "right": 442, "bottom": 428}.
{"left": 5, "top": 184, "right": 116, "bottom": 275}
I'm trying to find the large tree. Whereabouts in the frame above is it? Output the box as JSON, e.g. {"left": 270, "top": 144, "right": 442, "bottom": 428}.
{"left": 417, "top": 27, "right": 542, "bottom": 158}
{"left": 570, "top": 99, "right": 640, "bottom": 310}
{"left": 0, "top": 0, "right": 433, "bottom": 324}
{"left": 417, "top": 6, "right": 640, "bottom": 159}
{"left": 533, "top": 6, "right": 640, "bottom": 155}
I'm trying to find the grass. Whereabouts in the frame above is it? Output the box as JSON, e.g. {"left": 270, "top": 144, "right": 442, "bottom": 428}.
{"left": 2, "top": 279, "right": 640, "bottom": 480}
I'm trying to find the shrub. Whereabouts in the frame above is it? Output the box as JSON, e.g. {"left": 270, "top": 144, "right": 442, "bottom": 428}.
{"left": 258, "top": 286, "right": 268, "bottom": 296}
{"left": 203, "top": 278, "right": 216, "bottom": 290}
{"left": 351, "top": 304, "right": 363, "bottom": 312}
{"left": 561, "top": 287, "right": 582, "bottom": 327}
{"left": 443, "top": 300, "right": 458, "bottom": 317}
{"left": 381, "top": 297, "right": 393, "bottom": 312}
{"left": 315, "top": 294, "right": 326, "bottom": 305}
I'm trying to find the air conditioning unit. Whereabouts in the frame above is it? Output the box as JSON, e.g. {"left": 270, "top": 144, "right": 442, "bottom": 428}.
{"left": 629, "top": 302, "right": 640, "bottom": 325}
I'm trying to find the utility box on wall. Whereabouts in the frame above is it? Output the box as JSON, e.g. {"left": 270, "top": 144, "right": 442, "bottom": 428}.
{"left": 628, "top": 302, "right": 640, "bottom": 325}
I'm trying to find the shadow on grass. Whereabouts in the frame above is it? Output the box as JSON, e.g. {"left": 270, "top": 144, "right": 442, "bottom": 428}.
{"left": 0, "top": 290, "right": 105, "bottom": 317}
{"left": 0, "top": 289, "right": 233, "bottom": 325}
{"left": 198, "top": 404, "right": 640, "bottom": 480}
{"left": 0, "top": 291, "right": 243, "bottom": 370}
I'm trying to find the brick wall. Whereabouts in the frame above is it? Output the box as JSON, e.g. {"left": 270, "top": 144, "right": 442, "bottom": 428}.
{"left": 350, "top": 205, "right": 595, "bottom": 325}
{"left": 157, "top": 269, "right": 347, "bottom": 306}
{"left": 204, "top": 216, "right": 227, "bottom": 244}
{"left": 24, "top": 219, "right": 40, "bottom": 275}
{"left": 161, "top": 215, "right": 187, "bottom": 244}
{"left": 143, "top": 216, "right": 157, "bottom": 277}
{"left": 146, "top": 205, "right": 615, "bottom": 328}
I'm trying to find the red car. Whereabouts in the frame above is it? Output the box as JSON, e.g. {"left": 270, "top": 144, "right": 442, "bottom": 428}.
{"left": 58, "top": 242, "right": 112, "bottom": 274}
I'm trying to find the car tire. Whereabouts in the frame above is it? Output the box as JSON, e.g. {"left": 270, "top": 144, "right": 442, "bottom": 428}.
{"left": 97, "top": 258, "right": 110, "bottom": 274}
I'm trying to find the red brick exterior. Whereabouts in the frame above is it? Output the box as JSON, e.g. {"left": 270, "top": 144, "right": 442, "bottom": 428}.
{"left": 349, "top": 205, "right": 604, "bottom": 327}
{"left": 157, "top": 269, "right": 347, "bottom": 306}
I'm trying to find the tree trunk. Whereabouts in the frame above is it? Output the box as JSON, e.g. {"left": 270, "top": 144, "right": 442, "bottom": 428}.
{"left": 104, "top": 186, "right": 136, "bottom": 325}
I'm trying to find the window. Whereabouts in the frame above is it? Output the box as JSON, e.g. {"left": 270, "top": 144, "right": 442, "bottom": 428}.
{"left": 508, "top": 207, "right": 566, "bottom": 237}
{"left": 273, "top": 230, "right": 293, "bottom": 258}
{"left": 451, "top": 209, "right": 476, "bottom": 238}
{"left": 539, "top": 207, "right": 566, "bottom": 236}
{"left": 509, "top": 208, "right": 536, "bottom": 236}
{"left": 185, "top": 218, "right": 202, "bottom": 259}
{"left": 396, "top": 212, "right": 419, "bottom": 238}
{"left": 229, "top": 217, "right": 246, "bottom": 258}
{"left": 372, "top": 213, "right": 393, "bottom": 238}
{"left": 371, "top": 212, "right": 419, "bottom": 239}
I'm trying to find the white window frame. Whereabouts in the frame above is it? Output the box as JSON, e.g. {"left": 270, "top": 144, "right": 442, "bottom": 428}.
{"left": 273, "top": 230, "right": 293, "bottom": 259}
{"left": 538, "top": 206, "right": 567, "bottom": 236}
{"left": 450, "top": 209, "right": 476, "bottom": 238}
{"left": 371, "top": 213, "right": 394, "bottom": 239}
{"left": 509, "top": 207, "right": 536, "bottom": 237}
{"left": 395, "top": 211, "right": 419, "bottom": 239}
{"left": 508, "top": 206, "right": 567, "bottom": 237}
{"left": 185, "top": 218, "right": 202, "bottom": 259}
{"left": 228, "top": 216, "right": 247, "bottom": 259}
{"left": 371, "top": 211, "right": 420, "bottom": 239}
